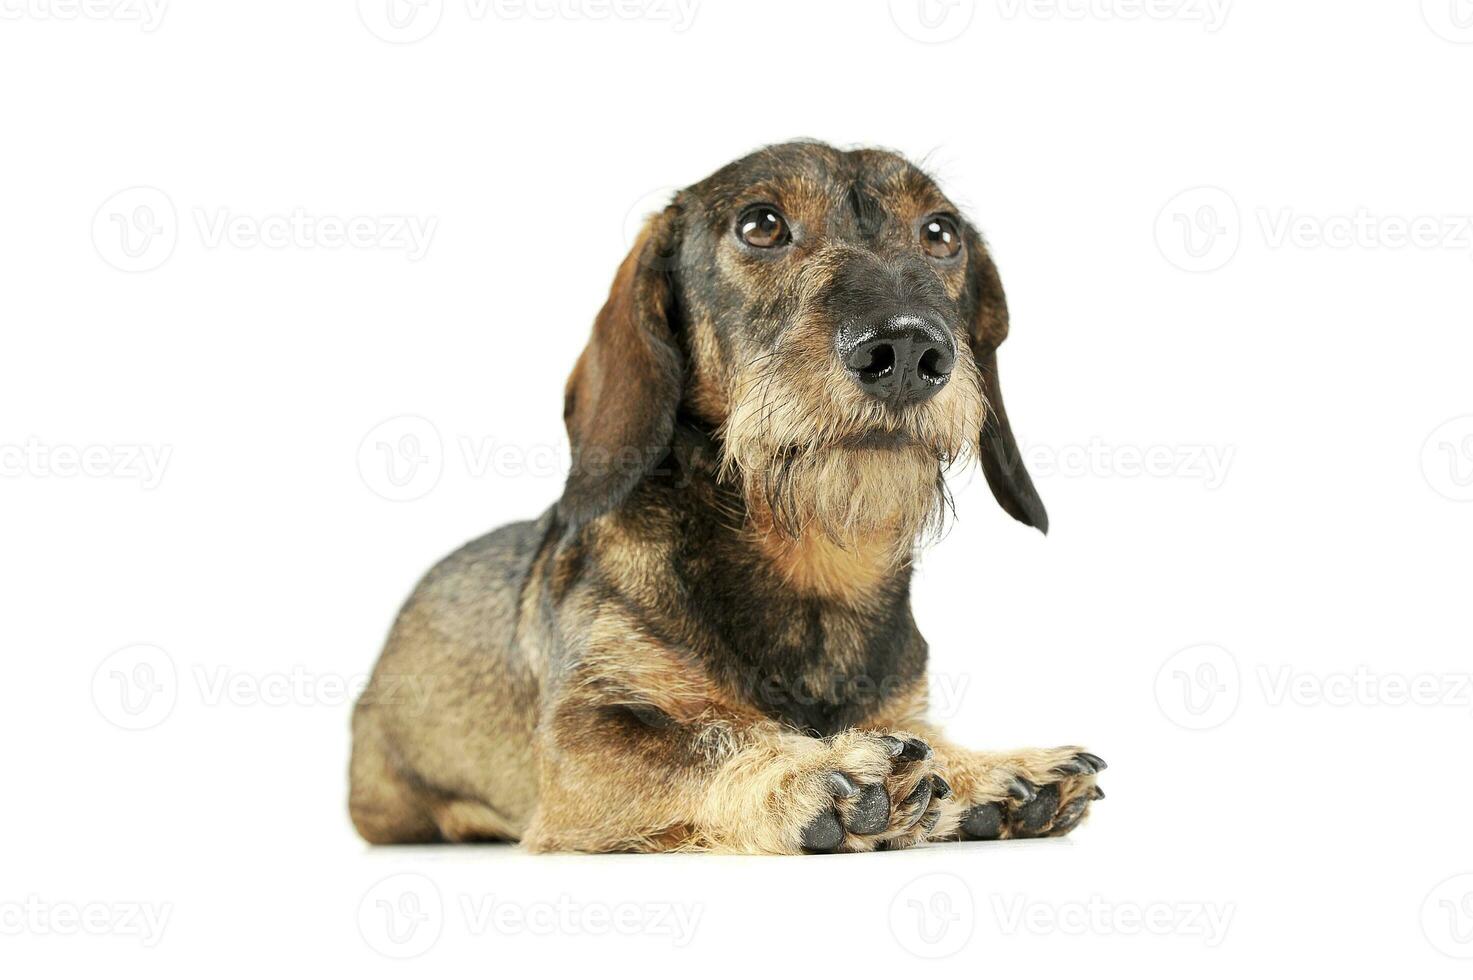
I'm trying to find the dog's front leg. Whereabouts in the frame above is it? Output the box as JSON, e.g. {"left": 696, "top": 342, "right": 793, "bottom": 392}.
{"left": 520, "top": 689, "right": 951, "bottom": 854}
{"left": 919, "top": 733, "right": 1107, "bottom": 841}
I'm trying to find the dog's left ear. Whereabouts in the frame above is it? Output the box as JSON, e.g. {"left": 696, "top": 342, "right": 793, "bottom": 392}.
{"left": 964, "top": 229, "right": 1049, "bottom": 534}
{"left": 558, "top": 205, "right": 684, "bottom": 528}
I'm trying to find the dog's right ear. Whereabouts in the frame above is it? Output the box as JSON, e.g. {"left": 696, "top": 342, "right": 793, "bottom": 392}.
{"left": 558, "top": 204, "right": 684, "bottom": 529}
{"left": 964, "top": 227, "right": 1049, "bottom": 535}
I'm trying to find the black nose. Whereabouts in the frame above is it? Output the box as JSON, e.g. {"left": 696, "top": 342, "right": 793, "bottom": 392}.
{"left": 838, "top": 314, "right": 955, "bottom": 405}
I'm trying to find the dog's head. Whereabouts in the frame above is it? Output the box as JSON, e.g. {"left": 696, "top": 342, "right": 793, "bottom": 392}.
{"left": 560, "top": 141, "right": 1046, "bottom": 545}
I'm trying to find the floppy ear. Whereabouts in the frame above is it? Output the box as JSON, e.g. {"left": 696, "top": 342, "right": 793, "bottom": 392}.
{"left": 558, "top": 205, "right": 683, "bottom": 528}
{"left": 965, "top": 230, "right": 1049, "bottom": 534}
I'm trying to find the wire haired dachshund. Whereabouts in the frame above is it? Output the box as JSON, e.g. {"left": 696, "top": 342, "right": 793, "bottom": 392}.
{"left": 350, "top": 140, "right": 1105, "bottom": 854}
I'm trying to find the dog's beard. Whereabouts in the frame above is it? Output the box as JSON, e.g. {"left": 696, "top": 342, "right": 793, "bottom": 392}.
{"left": 743, "top": 444, "right": 954, "bottom": 546}
{"left": 718, "top": 349, "right": 985, "bottom": 553}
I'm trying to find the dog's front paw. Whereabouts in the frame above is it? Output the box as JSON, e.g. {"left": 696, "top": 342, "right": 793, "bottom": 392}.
{"left": 945, "top": 747, "right": 1106, "bottom": 841}
{"left": 792, "top": 731, "right": 949, "bottom": 854}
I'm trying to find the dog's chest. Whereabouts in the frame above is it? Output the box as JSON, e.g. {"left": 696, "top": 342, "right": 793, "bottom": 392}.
{"left": 678, "top": 565, "right": 927, "bottom": 735}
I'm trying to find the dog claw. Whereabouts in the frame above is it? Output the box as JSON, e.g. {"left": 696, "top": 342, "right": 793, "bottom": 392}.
{"left": 899, "top": 778, "right": 933, "bottom": 830}
{"left": 1007, "top": 777, "right": 1038, "bottom": 802}
{"left": 930, "top": 775, "right": 952, "bottom": 800}
{"left": 846, "top": 783, "right": 890, "bottom": 835}
{"left": 960, "top": 802, "right": 1004, "bottom": 840}
{"left": 826, "top": 771, "right": 860, "bottom": 799}
{"left": 895, "top": 737, "right": 932, "bottom": 764}
{"left": 1090, "top": 785, "right": 1105, "bottom": 801}
{"left": 1052, "top": 752, "right": 1106, "bottom": 776}
{"left": 880, "top": 735, "right": 906, "bottom": 757}
{"left": 800, "top": 809, "right": 845, "bottom": 853}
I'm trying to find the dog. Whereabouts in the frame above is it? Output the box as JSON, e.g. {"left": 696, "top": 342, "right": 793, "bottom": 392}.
{"left": 349, "top": 141, "right": 1105, "bottom": 854}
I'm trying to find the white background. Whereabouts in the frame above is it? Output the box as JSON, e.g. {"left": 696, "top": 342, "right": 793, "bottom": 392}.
{"left": 3, "top": 0, "right": 1472, "bottom": 975}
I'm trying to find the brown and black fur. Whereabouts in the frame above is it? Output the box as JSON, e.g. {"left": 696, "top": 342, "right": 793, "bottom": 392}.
{"left": 349, "top": 141, "right": 1105, "bottom": 854}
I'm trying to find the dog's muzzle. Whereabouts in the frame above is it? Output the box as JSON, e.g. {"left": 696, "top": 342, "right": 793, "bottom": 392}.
{"left": 837, "top": 312, "right": 955, "bottom": 406}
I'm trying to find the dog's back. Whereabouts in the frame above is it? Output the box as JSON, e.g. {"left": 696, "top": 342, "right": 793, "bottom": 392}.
{"left": 349, "top": 513, "right": 552, "bottom": 843}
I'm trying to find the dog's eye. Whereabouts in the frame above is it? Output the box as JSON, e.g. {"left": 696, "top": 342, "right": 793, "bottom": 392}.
{"left": 737, "top": 206, "right": 791, "bottom": 248}
{"left": 920, "top": 215, "right": 962, "bottom": 260}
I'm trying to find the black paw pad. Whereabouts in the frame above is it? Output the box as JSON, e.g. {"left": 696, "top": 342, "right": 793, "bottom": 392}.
{"left": 960, "top": 802, "right": 1003, "bottom": 840}
{"left": 1017, "top": 782, "right": 1060, "bottom": 833}
{"left": 800, "top": 809, "right": 844, "bottom": 853}
{"left": 846, "top": 783, "right": 890, "bottom": 836}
